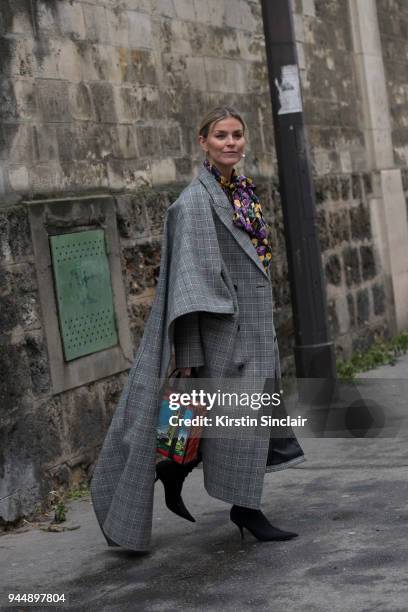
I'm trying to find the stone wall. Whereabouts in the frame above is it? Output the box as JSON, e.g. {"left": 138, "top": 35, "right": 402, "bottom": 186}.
{"left": 377, "top": 0, "right": 408, "bottom": 168}
{"left": 291, "top": 0, "right": 392, "bottom": 356}
{"left": 0, "top": 0, "right": 405, "bottom": 522}
{"left": 0, "top": 0, "right": 273, "bottom": 202}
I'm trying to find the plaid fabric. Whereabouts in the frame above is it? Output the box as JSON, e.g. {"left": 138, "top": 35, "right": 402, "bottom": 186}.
{"left": 90, "top": 166, "right": 297, "bottom": 551}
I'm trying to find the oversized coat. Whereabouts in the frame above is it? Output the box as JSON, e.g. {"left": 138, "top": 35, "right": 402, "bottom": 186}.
{"left": 91, "top": 165, "right": 304, "bottom": 550}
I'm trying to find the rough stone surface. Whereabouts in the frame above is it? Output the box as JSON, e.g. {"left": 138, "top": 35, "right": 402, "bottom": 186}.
{"left": 378, "top": 0, "right": 408, "bottom": 167}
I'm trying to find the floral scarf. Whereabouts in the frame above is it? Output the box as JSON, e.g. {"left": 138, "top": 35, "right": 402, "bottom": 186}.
{"left": 204, "top": 160, "right": 272, "bottom": 271}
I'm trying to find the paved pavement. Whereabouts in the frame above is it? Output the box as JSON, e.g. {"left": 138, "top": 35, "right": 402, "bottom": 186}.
{"left": 1, "top": 355, "right": 408, "bottom": 612}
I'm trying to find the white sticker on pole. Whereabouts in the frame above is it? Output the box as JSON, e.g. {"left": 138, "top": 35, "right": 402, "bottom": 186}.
{"left": 274, "top": 65, "right": 303, "bottom": 115}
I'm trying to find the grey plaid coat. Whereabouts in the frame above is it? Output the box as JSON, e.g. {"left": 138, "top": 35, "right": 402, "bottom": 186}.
{"left": 91, "top": 165, "right": 304, "bottom": 550}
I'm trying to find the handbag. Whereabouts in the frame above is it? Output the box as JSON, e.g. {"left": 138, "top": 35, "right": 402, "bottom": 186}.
{"left": 156, "top": 370, "right": 206, "bottom": 464}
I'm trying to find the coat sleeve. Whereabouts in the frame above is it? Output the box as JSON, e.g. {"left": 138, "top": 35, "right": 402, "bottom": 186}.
{"left": 160, "top": 187, "right": 238, "bottom": 378}
{"left": 174, "top": 312, "right": 205, "bottom": 368}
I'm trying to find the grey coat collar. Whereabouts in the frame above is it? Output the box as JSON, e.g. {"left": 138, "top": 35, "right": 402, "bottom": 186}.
{"left": 196, "top": 165, "right": 270, "bottom": 280}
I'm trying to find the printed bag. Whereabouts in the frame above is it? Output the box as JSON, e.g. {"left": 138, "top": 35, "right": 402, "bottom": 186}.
{"left": 156, "top": 375, "right": 206, "bottom": 464}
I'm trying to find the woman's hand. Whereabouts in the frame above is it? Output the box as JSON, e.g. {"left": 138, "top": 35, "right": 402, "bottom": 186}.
{"left": 179, "top": 367, "right": 192, "bottom": 377}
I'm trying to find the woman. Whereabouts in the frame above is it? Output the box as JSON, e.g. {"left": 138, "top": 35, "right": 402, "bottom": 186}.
{"left": 91, "top": 107, "right": 305, "bottom": 551}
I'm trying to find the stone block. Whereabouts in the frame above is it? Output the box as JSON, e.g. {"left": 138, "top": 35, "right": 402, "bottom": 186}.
{"left": 35, "top": 79, "right": 70, "bottom": 122}
{"left": 223, "top": 0, "right": 257, "bottom": 31}
{"left": 325, "top": 254, "right": 342, "bottom": 285}
{"left": 34, "top": 1, "right": 59, "bottom": 33}
{"left": 314, "top": 176, "right": 330, "bottom": 204}
{"left": 327, "top": 299, "right": 339, "bottom": 337}
{"left": 343, "top": 247, "right": 361, "bottom": 287}
{"left": 29, "top": 162, "right": 63, "bottom": 196}
{"left": 134, "top": 125, "right": 161, "bottom": 158}
{"left": 116, "top": 194, "right": 148, "bottom": 239}
{"left": 117, "top": 85, "right": 161, "bottom": 122}
{"left": 372, "top": 283, "right": 386, "bottom": 315}
{"left": 351, "top": 173, "right": 362, "bottom": 199}
{"left": 350, "top": 202, "right": 371, "bottom": 240}
{"left": 329, "top": 176, "right": 340, "bottom": 200}
{"left": 4, "top": 206, "right": 33, "bottom": 261}
{"left": 0, "top": 293, "right": 19, "bottom": 334}
{"left": 159, "top": 125, "right": 182, "bottom": 156}
{"left": 56, "top": 125, "right": 90, "bottom": 162}
{"left": 83, "top": 3, "right": 110, "bottom": 43}
{"left": 20, "top": 293, "right": 41, "bottom": 330}
{"left": 107, "top": 7, "right": 129, "bottom": 47}
{"left": 175, "top": 157, "right": 193, "bottom": 181}
{"left": 236, "top": 31, "right": 264, "bottom": 61}
{"left": 60, "top": 161, "right": 109, "bottom": 192}
{"left": 123, "top": 241, "right": 161, "bottom": 296}
{"left": 128, "top": 11, "right": 153, "bottom": 49}
{"left": 8, "top": 165, "right": 30, "bottom": 194}
{"left": 297, "top": 42, "right": 306, "bottom": 71}
{"left": 65, "top": 387, "right": 106, "bottom": 454}
{"left": 3, "top": 124, "right": 32, "bottom": 165}
{"left": 5, "top": 0, "right": 33, "bottom": 35}
{"left": 130, "top": 301, "right": 153, "bottom": 349}
{"left": 120, "top": 0, "right": 151, "bottom": 11}
{"left": 204, "top": 57, "right": 246, "bottom": 94}
{"left": 7, "top": 263, "right": 37, "bottom": 294}
{"left": 294, "top": 14, "right": 305, "bottom": 43}
{"left": 107, "top": 159, "right": 151, "bottom": 191}
{"left": 56, "top": 39, "right": 83, "bottom": 82}
{"left": 347, "top": 293, "right": 356, "bottom": 327}
{"left": 360, "top": 245, "right": 376, "bottom": 280}
{"left": 89, "top": 82, "right": 117, "bottom": 123}
{"left": 57, "top": 1, "right": 86, "bottom": 40}
{"left": 152, "top": 0, "right": 176, "bottom": 18}
{"left": 356, "top": 288, "right": 370, "bottom": 325}
{"left": 0, "top": 340, "right": 31, "bottom": 411}
{"left": 109, "top": 125, "right": 138, "bottom": 159}
{"left": 312, "top": 148, "right": 332, "bottom": 175}
{"left": 13, "top": 80, "right": 37, "bottom": 119}
{"left": 151, "top": 158, "right": 176, "bottom": 184}
{"left": 340, "top": 176, "right": 351, "bottom": 200}
{"left": 126, "top": 49, "right": 158, "bottom": 85}
{"left": 68, "top": 82, "right": 94, "bottom": 121}
{"left": 0, "top": 37, "right": 35, "bottom": 78}
{"left": 161, "top": 18, "right": 192, "bottom": 55}
{"left": 335, "top": 295, "right": 350, "bottom": 334}
{"left": 33, "top": 39, "right": 60, "bottom": 80}
{"left": 201, "top": 24, "right": 238, "bottom": 58}
{"left": 329, "top": 209, "right": 350, "bottom": 246}
{"left": 185, "top": 57, "right": 208, "bottom": 92}
{"left": 142, "top": 190, "right": 169, "bottom": 235}
{"left": 173, "top": 0, "right": 196, "bottom": 21}
{"left": 0, "top": 78, "right": 18, "bottom": 121}
{"left": 302, "top": 0, "right": 316, "bottom": 17}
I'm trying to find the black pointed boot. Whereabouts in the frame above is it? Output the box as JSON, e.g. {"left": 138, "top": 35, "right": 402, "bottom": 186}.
{"left": 155, "top": 458, "right": 200, "bottom": 522}
{"left": 230, "top": 505, "right": 298, "bottom": 541}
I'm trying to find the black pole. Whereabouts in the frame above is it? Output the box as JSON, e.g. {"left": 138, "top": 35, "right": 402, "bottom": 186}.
{"left": 261, "top": 0, "right": 336, "bottom": 379}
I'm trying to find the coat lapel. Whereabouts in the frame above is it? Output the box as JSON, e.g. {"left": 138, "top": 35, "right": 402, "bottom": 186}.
{"left": 197, "top": 165, "right": 270, "bottom": 280}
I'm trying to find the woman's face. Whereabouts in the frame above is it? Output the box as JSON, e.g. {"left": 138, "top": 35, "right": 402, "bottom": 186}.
{"left": 199, "top": 117, "right": 245, "bottom": 177}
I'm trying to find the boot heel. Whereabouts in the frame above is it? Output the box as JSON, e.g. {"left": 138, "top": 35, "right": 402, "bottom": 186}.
{"left": 232, "top": 520, "right": 245, "bottom": 540}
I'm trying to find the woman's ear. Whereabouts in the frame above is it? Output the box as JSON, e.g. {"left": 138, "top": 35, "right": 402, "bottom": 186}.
{"left": 198, "top": 135, "right": 208, "bottom": 154}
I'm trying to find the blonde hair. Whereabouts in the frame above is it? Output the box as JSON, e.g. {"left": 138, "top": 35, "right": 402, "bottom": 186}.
{"left": 198, "top": 106, "right": 246, "bottom": 138}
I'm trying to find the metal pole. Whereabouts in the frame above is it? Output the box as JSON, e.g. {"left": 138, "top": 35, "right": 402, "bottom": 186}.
{"left": 261, "top": 0, "right": 336, "bottom": 379}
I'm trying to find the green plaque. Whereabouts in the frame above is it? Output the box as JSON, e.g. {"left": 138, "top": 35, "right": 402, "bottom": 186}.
{"left": 49, "top": 229, "right": 118, "bottom": 361}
